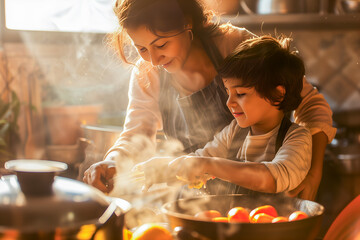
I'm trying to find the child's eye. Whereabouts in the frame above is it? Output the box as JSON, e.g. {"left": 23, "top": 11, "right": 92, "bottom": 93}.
{"left": 236, "top": 93, "right": 246, "bottom": 97}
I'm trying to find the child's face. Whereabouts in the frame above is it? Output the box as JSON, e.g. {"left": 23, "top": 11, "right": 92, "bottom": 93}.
{"left": 223, "top": 78, "right": 283, "bottom": 135}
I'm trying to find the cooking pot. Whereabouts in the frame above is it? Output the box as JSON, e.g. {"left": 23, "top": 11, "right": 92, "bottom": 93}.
{"left": 1, "top": 160, "right": 131, "bottom": 240}
{"left": 81, "top": 124, "right": 123, "bottom": 157}
{"left": 240, "top": 0, "right": 325, "bottom": 14}
{"left": 162, "top": 194, "right": 324, "bottom": 240}
{"left": 78, "top": 125, "right": 123, "bottom": 180}
{"left": 327, "top": 145, "right": 360, "bottom": 175}
{"left": 333, "top": 109, "right": 360, "bottom": 128}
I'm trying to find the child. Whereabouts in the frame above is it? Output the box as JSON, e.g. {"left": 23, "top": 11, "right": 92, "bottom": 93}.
{"left": 138, "top": 35, "right": 312, "bottom": 194}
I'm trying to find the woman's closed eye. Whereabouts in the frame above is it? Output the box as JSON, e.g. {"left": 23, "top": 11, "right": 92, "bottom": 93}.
{"left": 139, "top": 47, "right": 147, "bottom": 53}
{"left": 156, "top": 42, "right": 167, "bottom": 49}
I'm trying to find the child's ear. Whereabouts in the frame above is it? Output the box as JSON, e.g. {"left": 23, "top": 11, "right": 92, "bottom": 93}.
{"left": 276, "top": 85, "right": 286, "bottom": 98}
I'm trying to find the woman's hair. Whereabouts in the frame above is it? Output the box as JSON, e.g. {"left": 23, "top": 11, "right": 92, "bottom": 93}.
{"left": 218, "top": 35, "right": 304, "bottom": 113}
{"left": 110, "top": 0, "right": 218, "bottom": 64}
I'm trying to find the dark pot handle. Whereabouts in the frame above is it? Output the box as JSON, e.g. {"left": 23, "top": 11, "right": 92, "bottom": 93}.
{"left": 91, "top": 201, "right": 120, "bottom": 240}
{"left": 174, "top": 226, "right": 211, "bottom": 240}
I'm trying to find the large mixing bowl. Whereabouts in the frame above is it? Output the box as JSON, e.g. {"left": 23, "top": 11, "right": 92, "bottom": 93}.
{"left": 162, "top": 194, "right": 324, "bottom": 240}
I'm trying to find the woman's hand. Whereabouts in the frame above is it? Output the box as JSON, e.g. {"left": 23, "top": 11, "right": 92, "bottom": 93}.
{"left": 83, "top": 159, "right": 116, "bottom": 193}
{"left": 132, "top": 157, "right": 174, "bottom": 191}
{"left": 287, "top": 171, "right": 322, "bottom": 200}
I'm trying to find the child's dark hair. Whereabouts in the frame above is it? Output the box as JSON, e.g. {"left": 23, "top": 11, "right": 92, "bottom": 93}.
{"left": 218, "top": 35, "right": 304, "bottom": 113}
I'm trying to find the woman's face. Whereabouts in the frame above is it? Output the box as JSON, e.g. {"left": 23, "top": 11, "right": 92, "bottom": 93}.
{"left": 126, "top": 25, "right": 192, "bottom": 73}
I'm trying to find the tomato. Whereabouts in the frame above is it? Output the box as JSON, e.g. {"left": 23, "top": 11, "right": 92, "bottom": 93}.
{"left": 252, "top": 213, "right": 275, "bottom": 223}
{"left": 249, "top": 205, "right": 278, "bottom": 222}
{"left": 272, "top": 216, "right": 288, "bottom": 223}
{"left": 288, "top": 211, "right": 308, "bottom": 221}
{"left": 195, "top": 210, "right": 222, "bottom": 219}
{"left": 212, "top": 217, "right": 229, "bottom": 222}
{"left": 132, "top": 223, "right": 173, "bottom": 240}
{"left": 227, "top": 207, "right": 250, "bottom": 223}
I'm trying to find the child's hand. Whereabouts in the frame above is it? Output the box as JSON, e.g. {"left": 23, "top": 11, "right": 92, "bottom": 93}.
{"left": 168, "top": 156, "right": 210, "bottom": 188}
{"left": 132, "top": 157, "right": 174, "bottom": 191}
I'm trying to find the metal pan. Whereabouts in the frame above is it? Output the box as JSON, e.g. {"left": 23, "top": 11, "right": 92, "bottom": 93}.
{"left": 162, "top": 194, "right": 324, "bottom": 240}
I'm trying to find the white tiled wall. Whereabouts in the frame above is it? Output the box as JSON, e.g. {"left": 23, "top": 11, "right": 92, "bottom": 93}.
{"left": 293, "top": 30, "right": 360, "bottom": 111}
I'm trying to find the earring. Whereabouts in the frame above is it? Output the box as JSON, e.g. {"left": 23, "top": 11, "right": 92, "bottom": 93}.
{"left": 189, "top": 29, "right": 194, "bottom": 41}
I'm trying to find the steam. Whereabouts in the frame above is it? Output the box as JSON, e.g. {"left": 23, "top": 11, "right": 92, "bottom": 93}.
{"left": 109, "top": 134, "right": 184, "bottom": 195}
{"left": 106, "top": 134, "right": 189, "bottom": 228}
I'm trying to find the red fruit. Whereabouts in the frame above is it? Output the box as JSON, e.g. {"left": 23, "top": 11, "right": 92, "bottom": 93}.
{"left": 252, "top": 213, "right": 274, "bottom": 223}
{"left": 249, "top": 205, "right": 278, "bottom": 222}
{"left": 195, "top": 210, "right": 222, "bottom": 220}
{"left": 288, "top": 211, "right": 308, "bottom": 221}
{"left": 212, "top": 217, "right": 229, "bottom": 222}
{"left": 227, "top": 207, "right": 250, "bottom": 223}
{"left": 272, "top": 216, "right": 288, "bottom": 223}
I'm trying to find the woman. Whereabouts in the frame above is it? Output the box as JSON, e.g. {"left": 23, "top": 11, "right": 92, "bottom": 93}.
{"left": 83, "top": 0, "right": 336, "bottom": 200}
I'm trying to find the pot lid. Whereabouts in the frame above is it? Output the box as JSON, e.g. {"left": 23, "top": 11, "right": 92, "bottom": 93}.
{"left": 0, "top": 174, "right": 130, "bottom": 232}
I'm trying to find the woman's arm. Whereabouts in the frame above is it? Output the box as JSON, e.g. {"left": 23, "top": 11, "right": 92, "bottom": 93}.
{"left": 292, "top": 77, "right": 336, "bottom": 200}
{"left": 294, "top": 77, "right": 336, "bottom": 142}
{"left": 83, "top": 64, "right": 162, "bottom": 192}
{"left": 287, "top": 131, "right": 328, "bottom": 200}
{"left": 104, "top": 64, "right": 162, "bottom": 163}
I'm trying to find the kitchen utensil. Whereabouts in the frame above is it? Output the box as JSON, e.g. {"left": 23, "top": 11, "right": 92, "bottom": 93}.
{"left": 327, "top": 144, "right": 360, "bottom": 175}
{"left": 0, "top": 159, "right": 131, "bottom": 240}
{"left": 46, "top": 138, "right": 91, "bottom": 165}
{"left": 333, "top": 108, "right": 360, "bottom": 128}
{"left": 239, "top": 0, "right": 326, "bottom": 14}
{"left": 162, "top": 194, "right": 324, "bottom": 240}
{"left": 81, "top": 124, "right": 123, "bottom": 157}
{"left": 5, "top": 159, "right": 67, "bottom": 196}
{"left": 341, "top": 0, "right": 360, "bottom": 13}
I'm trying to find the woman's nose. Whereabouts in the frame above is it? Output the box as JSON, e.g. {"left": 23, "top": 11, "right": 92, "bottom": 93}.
{"left": 149, "top": 50, "right": 161, "bottom": 66}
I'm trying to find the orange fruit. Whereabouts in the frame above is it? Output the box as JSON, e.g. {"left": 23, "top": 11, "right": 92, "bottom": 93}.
{"left": 195, "top": 210, "right": 222, "bottom": 220}
{"left": 131, "top": 223, "right": 173, "bottom": 240}
{"left": 288, "top": 211, "right": 308, "bottom": 221}
{"left": 123, "top": 228, "right": 133, "bottom": 240}
{"left": 252, "top": 213, "right": 274, "bottom": 223}
{"left": 227, "top": 207, "right": 250, "bottom": 223}
{"left": 212, "top": 217, "right": 229, "bottom": 222}
{"left": 249, "top": 205, "right": 278, "bottom": 222}
{"left": 272, "top": 216, "right": 288, "bottom": 223}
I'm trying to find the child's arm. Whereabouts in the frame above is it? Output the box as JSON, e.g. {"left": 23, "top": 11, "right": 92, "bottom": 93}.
{"left": 169, "top": 155, "right": 276, "bottom": 192}
{"left": 262, "top": 125, "right": 312, "bottom": 193}
{"left": 170, "top": 125, "right": 312, "bottom": 194}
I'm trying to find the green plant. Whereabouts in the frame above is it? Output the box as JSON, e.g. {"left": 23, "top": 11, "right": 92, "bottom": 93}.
{"left": 0, "top": 90, "right": 20, "bottom": 164}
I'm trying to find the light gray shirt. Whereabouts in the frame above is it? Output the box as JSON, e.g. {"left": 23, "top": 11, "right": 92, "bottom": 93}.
{"left": 193, "top": 120, "right": 312, "bottom": 193}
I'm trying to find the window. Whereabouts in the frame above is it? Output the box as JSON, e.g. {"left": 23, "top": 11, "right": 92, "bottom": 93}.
{"left": 5, "top": 0, "right": 118, "bottom": 33}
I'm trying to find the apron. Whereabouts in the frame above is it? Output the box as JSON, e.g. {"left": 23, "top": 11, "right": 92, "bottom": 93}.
{"left": 158, "top": 36, "right": 233, "bottom": 153}
{"left": 205, "top": 116, "right": 293, "bottom": 196}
